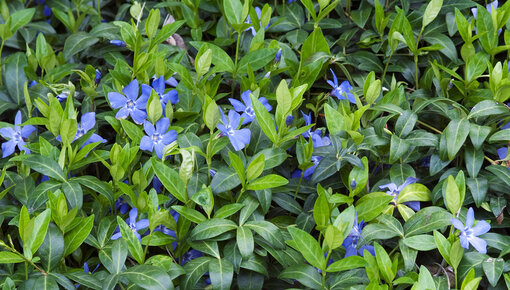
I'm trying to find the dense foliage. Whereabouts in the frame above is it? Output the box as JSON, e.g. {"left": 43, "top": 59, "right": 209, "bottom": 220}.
{"left": 0, "top": 0, "right": 509, "bottom": 289}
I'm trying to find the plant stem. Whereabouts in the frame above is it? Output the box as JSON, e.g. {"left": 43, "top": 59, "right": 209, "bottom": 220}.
{"left": 231, "top": 32, "right": 242, "bottom": 97}
{"left": 0, "top": 39, "right": 5, "bottom": 86}
{"left": 414, "top": 54, "right": 419, "bottom": 89}
{"left": 293, "top": 170, "right": 305, "bottom": 199}
{"left": 381, "top": 50, "right": 394, "bottom": 85}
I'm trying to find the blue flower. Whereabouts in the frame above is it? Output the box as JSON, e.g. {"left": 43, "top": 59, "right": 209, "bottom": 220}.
{"left": 56, "top": 90, "right": 70, "bottom": 102}
{"left": 229, "top": 90, "right": 272, "bottom": 125}
{"left": 342, "top": 213, "right": 375, "bottom": 257}
{"left": 245, "top": 7, "right": 270, "bottom": 36}
{"left": 472, "top": 1, "right": 501, "bottom": 35}
{"left": 76, "top": 262, "right": 100, "bottom": 288}
{"left": 116, "top": 197, "right": 130, "bottom": 214}
{"left": 291, "top": 155, "right": 322, "bottom": 180}
{"left": 108, "top": 79, "right": 148, "bottom": 125}
{"left": 111, "top": 207, "right": 149, "bottom": 241}
{"left": 497, "top": 121, "right": 510, "bottom": 167}
{"left": 379, "top": 177, "right": 420, "bottom": 211}
{"left": 181, "top": 249, "right": 203, "bottom": 265}
{"left": 451, "top": 207, "right": 491, "bottom": 254}
{"left": 153, "top": 176, "right": 162, "bottom": 194}
{"left": 165, "top": 77, "right": 178, "bottom": 87}
{"left": 110, "top": 40, "right": 127, "bottom": 47}
{"left": 301, "top": 111, "right": 331, "bottom": 148}
{"left": 0, "top": 111, "right": 36, "bottom": 158}
{"left": 209, "top": 169, "right": 217, "bottom": 177}
{"left": 28, "top": 80, "right": 37, "bottom": 88}
{"left": 288, "top": 0, "right": 297, "bottom": 3}
{"left": 142, "top": 76, "right": 178, "bottom": 111}
{"left": 140, "top": 118, "right": 177, "bottom": 159}
{"left": 274, "top": 48, "right": 282, "bottom": 63}
{"left": 286, "top": 115, "right": 294, "bottom": 126}
{"left": 154, "top": 210, "right": 179, "bottom": 250}
{"left": 94, "top": 69, "right": 101, "bottom": 85}
{"left": 217, "top": 108, "right": 251, "bottom": 151}
{"left": 56, "top": 112, "right": 106, "bottom": 146}
{"left": 327, "top": 69, "right": 355, "bottom": 104}
{"left": 43, "top": 5, "right": 52, "bottom": 17}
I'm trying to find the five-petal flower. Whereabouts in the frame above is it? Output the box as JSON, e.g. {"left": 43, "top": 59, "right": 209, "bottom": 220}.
{"left": 111, "top": 208, "right": 149, "bottom": 241}
{"left": 327, "top": 69, "right": 355, "bottom": 104}
{"left": 108, "top": 79, "right": 148, "bottom": 125}
{"left": 142, "top": 76, "right": 179, "bottom": 111}
{"left": 0, "top": 111, "right": 36, "bottom": 158}
{"left": 140, "top": 118, "right": 177, "bottom": 159}
{"left": 229, "top": 90, "right": 272, "bottom": 125}
{"left": 342, "top": 214, "right": 375, "bottom": 257}
{"left": 217, "top": 108, "right": 251, "bottom": 151}
{"left": 451, "top": 207, "right": 491, "bottom": 253}
{"left": 379, "top": 177, "right": 420, "bottom": 211}
{"left": 57, "top": 112, "right": 106, "bottom": 146}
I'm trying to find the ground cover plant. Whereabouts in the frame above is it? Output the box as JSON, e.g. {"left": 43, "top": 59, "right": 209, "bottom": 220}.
{"left": 0, "top": 0, "right": 509, "bottom": 288}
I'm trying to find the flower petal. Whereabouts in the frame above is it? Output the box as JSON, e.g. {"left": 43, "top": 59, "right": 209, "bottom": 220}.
{"left": 143, "top": 121, "right": 155, "bottom": 136}
{"left": 80, "top": 112, "right": 96, "bottom": 132}
{"left": 0, "top": 127, "right": 15, "bottom": 139}
{"left": 111, "top": 232, "right": 122, "bottom": 240}
{"left": 466, "top": 207, "right": 475, "bottom": 228}
{"left": 135, "top": 219, "right": 149, "bottom": 230}
{"left": 153, "top": 76, "right": 165, "bottom": 94}
{"left": 471, "top": 220, "right": 491, "bottom": 236}
{"left": 468, "top": 236, "right": 487, "bottom": 254}
{"left": 154, "top": 142, "right": 165, "bottom": 159}
{"left": 1, "top": 140, "right": 16, "bottom": 158}
{"left": 451, "top": 218, "right": 465, "bottom": 231}
{"left": 259, "top": 97, "right": 272, "bottom": 111}
{"left": 140, "top": 136, "right": 154, "bottom": 152}
{"left": 156, "top": 118, "right": 170, "bottom": 135}
{"left": 141, "top": 84, "right": 153, "bottom": 98}
{"left": 115, "top": 107, "right": 130, "bottom": 120}
{"left": 497, "top": 147, "right": 508, "bottom": 160}
{"left": 130, "top": 109, "right": 147, "bottom": 125}
{"left": 123, "top": 79, "right": 139, "bottom": 101}
{"left": 15, "top": 111, "right": 22, "bottom": 126}
{"left": 162, "top": 130, "right": 177, "bottom": 144}
{"left": 228, "top": 110, "right": 241, "bottom": 129}
{"left": 229, "top": 98, "right": 246, "bottom": 112}
{"left": 108, "top": 92, "right": 127, "bottom": 109}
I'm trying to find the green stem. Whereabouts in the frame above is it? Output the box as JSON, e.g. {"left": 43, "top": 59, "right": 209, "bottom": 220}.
{"left": 143, "top": 231, "right": 153, "bottom": 259}
{"left": 231, "top": 32, "right": 242, "bottom": 97}
{"left": 0, "top": 39, "right": 5, "bottom": 86}
{"left": 293, "top": 170, "right": 305, "bottom": 199}
{"left": 414, "top": 54, "right": 419, "bottom": 89}
{"left": 321, "top": 250, "right": 332, "bottom": 290}
{"left": 381, "top": 50, "right": 394, "bottom": 86}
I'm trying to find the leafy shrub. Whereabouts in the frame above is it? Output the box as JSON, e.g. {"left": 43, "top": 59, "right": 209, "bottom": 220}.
{"left": 0, "top": 0, "right": 509, "bottom": 289}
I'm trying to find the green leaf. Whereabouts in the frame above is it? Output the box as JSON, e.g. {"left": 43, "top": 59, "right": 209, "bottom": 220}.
{"left": 247, "top": 174, "right": 288, "bottom": 190}
{"left": 287, "top": 227, "right": 325, "bottom": 269}
{"left": 112, "top": 239, "right": 127, "bottom": 274}
{"left": 422, "top": 0, "right": 443, "bottom": 28}
{"left": 279, "top": 264, "right": 322, "bottom": 289}
{"left": 466, "top": 177, "right": 488, "bottom": 207}
{"left": 237, "top": 48, "right": 278, "bottom": 74}
{"left": 355, "top": 192, "right": 393, "bottom": 222}
{"left": 433, "top": 230, "right": 451, "bottom": 265}
{"left": 145, "top": 9, "right": 160, "bottom": 39}
{"left": 210, "top": 167, "right": 241, "bottom": 194}
{"left": 489, "top": 128, "right": 510, "bottom": 143}
{"left": 466, "top": 53, "right": 489, "bottom": 83}
{"left": 374, "top": 243, "right": 395, "bottom": 283}
{"left": 223, "top": 0, "right": 243, "bottom": 25}
{"left": 395, "top": 110, "right": 417, "bottom": 138}
{"left": 121, "top": 265, "right": 173, "bottom": 290}
{"left": 189, "top": 42, "right": 235, "bottom": 73}
{"left": 63, "top": 32, "right": 99, "bottom": 60}
{"left": 313, "top": 184, "right": 330, "bottom": 229}
{"left": 208, "top": 259, "right": 234, "bottom": 290}
{"left": 62, "top": 181, "right": 83, "bottom": 210}
{"left": 482, "top": 257, "right": 505, "bottom": 287}
{"left": 65, "top": 271, "right": 102, "bottom": 289}
{"left": 4, "top": 52, "right": 27, "bottom": 105}
{"left": 228, "top": 151, "right": 245, "bottom": 186}
{"left": 324, "top": 104, "right": 346, "bottom": 135}
{"left": 116, "top": 216, "right": 144, "bottom": 264}
{"left": 25, "top": 208, "right": 51, "bottom": 255}
{"left": 244, "top": 220, "right": 285, "bottom": 249}
{"left": 72, "top": 176, "right": 114, "bottom": 203}
{"left": 326, "top": 256, "right": 367, "bottom": 272}
{"left": 0, "top": 252, "right": 24, "bottom": 263}
{"left": 9, "top": 8, "right": 36, "bottom": 32}
{"left": 423, "top": 33, "right": 458, "bottom": 61}
{"left": 469, "top": 124, "right": 491, "bottom": 150}
{"left": 404, "top": 207, "right": 452, "bottom": 237}
{"left": 402, "top": 234, "right": 437, "bottom": 251}
{"left": 152, "top": 158, "right": 188, "bottom": 203}
{"left": 246, "top": 153, "right": 265, "bottom": 182}
{"left": 18, "top": 155, "right": 66, "bottom": 182}
{"left": 236, "top": 226, "right": 254, "bottom": 258}
{"left": 444, "top": 175, "right": 461, "bottom": 214}
{"left": 397, "top": 183, "right": 431, "bottom": 204}
{"left": 445, "top": 118, "right": 470, "bottom": 160}
{"left": 389, "top": 135, "right": 411, "bottom": 163}
{"left": 38, "top": 224, "right": 64, "bottom": 271}
{"left": 182, "top": 257, "right": 213, "bottom": 289}
{"left": 64, "top": 215, "right": 94, "bottom": 257}
{"left": 171, "top": 205, "right": 206, "bottom": 224}
{"left": 191, "top": 218, "right": 237, "bottom": 240}
{"left": 120, "top": 119, "right": 144, "bottom": 144}
{"left": 468, "top": 100, "right": 508, "bottom": 119}
{"left": 416, "top": 266, "right": 436, "bottom": 289}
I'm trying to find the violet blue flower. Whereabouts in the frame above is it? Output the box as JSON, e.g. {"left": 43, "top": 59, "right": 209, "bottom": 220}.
{"left": 275, "top": 48, "right": 282, "bottom": 63}
{"left": 153, "top": 210, "right": 179, "bottom": 249}
{"left": 56, "top": 90, "right": 70, "bottom": 102}
{"left": 56, "top": 112, "right": 106, "bottom": 146}
{"left": 286, "top": 115, "right": 294, "bottom": 126}
{"left": 217, "top": 108, "right": 251, "bottom": 151}
{"left": 94, "top": 69, "right": 101, "bottom": 85}
{"left": 342, "top": 213, "right": 375, "bottom": 257}
{"left": 291, "top": 155, "right": 322, "bottom": 180}
{"left": 115, "top": 197, "right": 130, "bottom": 215}
{"left": 379, "top": 177, "right": 420, "bottom": 211}
{"left": 497, "top": 121, "right": 510, "bottom": 166}
{"left": 245, "top": 7, "right": 270, "bottom": 36}
{"left": 181, "top": 249, "right": 203, "bottom": 265}
{"left": 209, "top": 169, "right": 217, "bottom": 177}
{"left": 140, "top": 118, "right": 177, "bottom": 159}
{"left": 43, "top": 5, "right": 52, "bottom": 17}
{"left": 28, "top": 80, "right": 37, "bottom": 88}
{"left": 108, "top": 79, "right": 148, "bottom": 125}
{"left": 110, "top": 40, "right": 127, "bottom": 47}
{"left": 0, "top": 111, "right": 36, "bottom": 158}
{"left": 142, "top": 76, "right": 178, "bottom": 111}
{"left": 111, "top": 208, "right": 149, "bottom": 241}
{"left": 451, "top": 207, "right": 491, "bottom": 254}
{"left": 76, "top": 262, "right": 100, "bottom": 288}
{"left": 301, "top": 111, "right": 331, "bottom": 148}
{"left": 153, "top": 176, "right": 162, "bottom": 194}
{"left": 229, "top": 90, "right": 272, "bottom": 125}
{"left": 328, "top": 69, "right": 355, "bottom": 104}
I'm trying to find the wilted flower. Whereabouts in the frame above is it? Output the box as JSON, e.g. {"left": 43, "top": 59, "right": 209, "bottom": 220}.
{"left": 451, "top": 207, "right": 491, "bottom": 254}
{"left": 328, "top": 69, "right": 355, "bottom": 104}
{"left": 108, "top": 79, "right": 148, "bottom": 125}
{"left": 110, "top": 40, "right": 127, "bottom": 47}
{"left": 56, "top": 112, "right": 106, "bottom": 146}
{"left": 111, "top": 208, "right": 149, "bottom": 241}
{"left": 379, "top": 177, "right": 420, "bottom": 211}
{"left": 342, "top": 213, "right": 375, "bottom": 257}
{"left": 217, "top": 108, "right": 251, "bottom": 151}
{"left": 140, "top": 118, "right": 177, "bottom": 159}
{"left": 0, "top": 111, "right": 36, "bottom": 158}
{"left": 229, "top": 90, "right": 272, "bottom": 125}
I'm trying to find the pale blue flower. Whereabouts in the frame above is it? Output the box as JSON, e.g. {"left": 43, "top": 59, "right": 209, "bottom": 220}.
{"left": 451, "top": 207, "right": 491, "bottom": 254}
{"left": 328, "top": 69, "right": 355, "bottom": 104}
{"left": 379, "top": 177, "right": 420, "bottom": 211}
{"left": 217, "top": 108, "right": 251, "bottom": 151}
{"left": 142, "top": 76, "right": 178, "bottom": 111}
{"left": 342, "top": 213, "right": 375, "bottom": 257}
{"left": 108, "top": 79, "right": 148, "bottom": 125}
{"left": 0, "top": 111, "right": 36, "bottom": 158}
{"left": 139, "top": 118, "right": 177, "bottom": 159}
{"left": 229, "top": 90, "right": 272, "bottom": 125}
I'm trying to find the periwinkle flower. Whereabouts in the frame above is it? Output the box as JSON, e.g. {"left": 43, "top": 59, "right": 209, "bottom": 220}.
{"left": 274, "top": 48, "right": 282, "bottom": 63}
{"left": 56, "top": 112, "right": 106, "bottom": 146}
{"left": 108, "top": 79, "right": 148, "bottom": 125}
{"left": 153, "top": 176, "right": 162, "bottom": 194}
{"left": 94, "top": 69, "right": 101, "bottom": 85}
{"left": 245, "top": 7, "right": 270, "bottom": 36}
{"left": 43, "top": 5, "right": 52, "bottom": 17}
{"left": 497, "top": 121, "right": 510, "bottom": 167}
{"left": 328, "top": 69, "right": 355, "bottom": 104}
{"left": 286, "top": 115, "right": 294, "bottom": 126}
{"left": 264, "top": 71, "right": 271, "bottom": 79}
{"left": 0, "top": 111, "right": 36, "bottom": 158}
{"left": 142, "top": 76, "right": 178, "bottom": 111}
{"left": 76, "top": 262, "right": 100, "bottom": 288}
{"left": 301, "top": 111, "right": 331, "bottom": 148}
{"left": 28, "top": 80, "right": 37, "bottom": 88}
{"left": 350, "top": 179, "right": 357, "bottom": 190}
{"left": 342, "top": 214, "right": 375, "bottom": 257}
{"left": 165, "top": 77, "right": 178, "bottom": 87}
{"left": 154, "top": 210, "right": 179, "bottom": 249}
{"left": 379, "top": 177, "right": 420, "bottom": 211}
{"left": 229, "top": 90, "right": 272, "bottom": 125}
{"left": 115, "top": 197, "right": 130, "bottom": 215}
{"left": 217, "top": 108, "right": 251, "bottom": 151}
{"left": 209, "top": 169, "right": 217, "bottom": 177}
{"left": 111, "top": 208, "right": 149, "bottom": 241}
{"left": 291, "top": 155, "right": 322, "bottom": 180}
{"left": 110, "top": 40, "right": 127, "bottom": 47}
{"left": 56, "top": 90, "right": 69, "bottom": 102}
{"left": 451, "top": 207, "right": 491, "bottom": 254}
{"left": 140, "top": 118, "right": 177, "bottom": 159}
{"left": 181, "top": 249, "right": 203, "bottom": 265}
